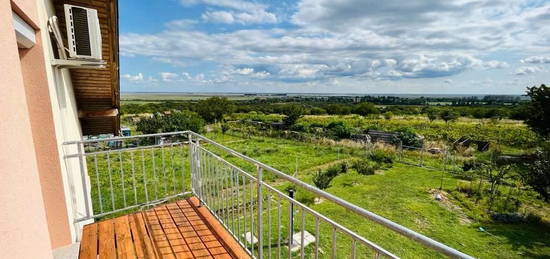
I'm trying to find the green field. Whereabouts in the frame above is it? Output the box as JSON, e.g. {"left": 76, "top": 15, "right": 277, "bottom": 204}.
{"left": 200, "top": 132, "right": 549, "bottom": 258}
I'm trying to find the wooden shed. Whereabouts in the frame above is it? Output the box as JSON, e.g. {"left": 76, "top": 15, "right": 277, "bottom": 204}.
{"left": 54, "top": 0, "right": 120, "bottom": 135}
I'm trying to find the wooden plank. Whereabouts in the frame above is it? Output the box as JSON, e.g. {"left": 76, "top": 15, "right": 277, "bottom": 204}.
{"left": 154, "top": 206, "right": 195, "bottom": 259}
{"left": 114, "top": 215, "right": 136, "bottom": 259}
{"left": 133, "top": 213, "right": 160, "bottom": 259}
{"left": 185, "top": 197, "right": 251, "bottom": 259}
{"left": 78, "top": 108, "right": 118, "bottom": 118}
{"left": 79, "top": 223, "right": 98, "bottom": 259}
{"left": 98, "top": 219, "right": 117, "bottom": 259}
{"left": 144, "top": 209, "right": 177, "bottom": 259}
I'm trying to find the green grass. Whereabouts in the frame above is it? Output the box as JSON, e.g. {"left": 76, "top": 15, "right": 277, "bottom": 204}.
{"left": 202, "top": 133, "right": 549, "bottom": 259}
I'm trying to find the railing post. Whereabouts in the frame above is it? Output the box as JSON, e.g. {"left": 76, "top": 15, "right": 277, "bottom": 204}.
{"left": 188, "top": 134, "right": 195, "bottom": 195}
{"left": 256, "top": 165, "right": 263, "bottom": 258}
{"left": 76, "top": 142, "right": 92, "bottom": 219}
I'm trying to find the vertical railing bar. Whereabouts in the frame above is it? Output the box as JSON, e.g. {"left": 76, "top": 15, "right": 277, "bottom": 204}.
{"left": 93, "top": 154, "right": 103, "bottom": 213}
{"left": 315, "top": 216, "right": 319, "bottom": 259}
{"left": 257, "top": 166, "right": 263, "bottom": 259}
{"left": 76, "top": 143, "right": 92, "bottom": 218}
{"left": 171, "top": 143, "right": 177, "bottom": 194}
{"left": 243, "top": 174, "right": 250, "bottom": 253}
{"left": 250, "top": 176, "right": 255, "bottom": 256}
{"left": 188, "top": 135, "right": 194, "bottom": 195}
{"left": 161, "top": 145, "right": 167, "bottom": 196}
{"left": 141, "top": 149, "right": 149, "bottom": 203}
{"left": 106, "top": 153, "right": 115, "bottom": 210}
{"left": 236, "top": 171, "right": 242, "bottom": 247}
{"left": 210, "top": 152, "right": 216, "bottom": 211}
{"left": 224, "top": 165, "right": 230, "bottom": 226}
{"left": 288, "top": 200, "right": 292, "bottom": 259}
{"left": 267, "top": 193, "right": 272, "bottom": 259}
{"left": 375, "top": 251, "right": 380, "bottom": 259}
{"left": 181, "top": 142, "right": 186, "bottom": 193}
{"left": 230, "top": 167, "right": 236, "bottom": 237}
{"left": 219, "top": 162, "right": 224, "bottom": 219}
{"left": 130, "top": 150, "right": 137, "bottom": 205}
{"left": 300, "top": 207, "right": 305, "bottom": 259}
{"left": 277, "top": 194, "right": 282, "bottom": 259}
{"left": 119, "top": 151, "right": 127, "bottom": 208}
{"left": 331, "top": 227, "right": 336, "bottom": 259}
{"left": 351, "top": 239, "right": 357, "bottom": 259}
{"left": 151, "top": 148, "right": 158, "bottom": 200}
{"left": 216, "top": 159, "right": 222, "bottom": 219}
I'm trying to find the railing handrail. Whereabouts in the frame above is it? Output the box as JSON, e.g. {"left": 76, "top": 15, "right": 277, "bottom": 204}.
{"left": 187, "top": 131, "right": 475, "bottom": 259}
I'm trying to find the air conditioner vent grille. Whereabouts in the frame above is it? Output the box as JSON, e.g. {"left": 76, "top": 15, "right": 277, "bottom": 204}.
{"left": 71, "top": 7, "right": 91, "bottom": 56}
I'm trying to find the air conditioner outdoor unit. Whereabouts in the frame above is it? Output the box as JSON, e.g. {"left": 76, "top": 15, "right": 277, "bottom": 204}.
{"left": 64, "top": 4, "right": 102, "bottom": 60}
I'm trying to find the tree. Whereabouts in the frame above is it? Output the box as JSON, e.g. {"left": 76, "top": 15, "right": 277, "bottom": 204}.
{"left": 426, "top": 107, "right": 439, "bottom": 122}
{"left": 353, "top": 102, "right": 379, "bottom": 116}
{"left": 521, "top": 143, "right": 550, "bottom": 202}
{"left": 440, "top": 109, "right": 459, "bottom": 123}
{"left": 136, "top": 111, "right": 205, "bottom": 134}
{"left": 281, "top": 104, "right": 304, "bottom": 127}
{"left": 163, "top": 110, "right": 205, "bottom": 133}
{"left": 383, "top": 112, "right": 393, "bottom": 120}
{"left": 196, "top": 97, "right": 234, "bottom": 123}
{"left": 524, "top": 84, "right": 550, "bottom": 137}
{"left": 309, "top": 107, "right": 327, "bottom": 115}
{"left": 136, "top": 114, "right": 165, "bottom": 134}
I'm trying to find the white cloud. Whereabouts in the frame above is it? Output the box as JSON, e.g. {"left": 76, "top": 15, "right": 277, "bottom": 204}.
{"left": 481, "top": 60, "right": 509, "bottom": 70}
{"left": 521, "top": 56, "right": 550, "bottom": 64}
{"left": 122, "top": 73, "right": 144, "bottom": 81}
{"left": 160, "top": 72, "right": 179, "bottom": 81}
{"left": 184, "top": 0, "right": 277, "bottom": 25}
{"left": 202, "top": 11, "right": 235, "bottom": 23}
{"left": 180, "top": 0, "right": 265, "bottom": 12}
{"left": 202, "top": 10, "right": 277, "bottom": 24}
{"left": 515, "top": 66, "right": 542, "bottom": 76}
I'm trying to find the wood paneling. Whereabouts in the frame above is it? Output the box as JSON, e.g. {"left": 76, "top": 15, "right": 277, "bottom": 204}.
{"left": 54, "top": 0, "right": 120, "bottom": 135}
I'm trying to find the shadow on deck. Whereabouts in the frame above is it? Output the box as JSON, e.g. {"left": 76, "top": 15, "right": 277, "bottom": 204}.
{"left": 78, "top": 197, "right": 250, "bottom": 259}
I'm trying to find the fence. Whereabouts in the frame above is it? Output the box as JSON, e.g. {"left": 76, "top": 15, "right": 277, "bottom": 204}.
{"left": 64, "top": 131, "right": 474, "bottom": 259}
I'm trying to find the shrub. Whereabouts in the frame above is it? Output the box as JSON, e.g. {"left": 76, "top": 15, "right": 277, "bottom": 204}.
{"left": 353, "top": 160, "right": 379, "bottom": 175}
{"left": 368, "top": 149, "right": 394, "bottom": 165}
{"left": 312, "top": 170, "right": 332, "bottom": 189}
{"left": 326, "top": 121, "right": 351, "bottom": 140}
{"left": 137, "top": 110, "right": 205, "bottom": 134}
{"left": 396, "top": 127, "right": 423, "bottom": 148}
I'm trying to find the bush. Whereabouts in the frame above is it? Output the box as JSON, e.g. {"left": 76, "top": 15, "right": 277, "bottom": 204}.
{"left": 312, "top": 170, "right": 332, "bottom": 189}
{"left": 137, "top": 110, "right": 205, "bottom": 134}
{"left": 352, "top": 160, "right": 379, "bottom": 175}
{"left": 396, "top": 127, "right": 423, "bottom": 148}
{"left": 326, "top": 121, "right": 351, "bottom": 140}
{"left": 368, "top": 149, "right": 394, "bottom": 165}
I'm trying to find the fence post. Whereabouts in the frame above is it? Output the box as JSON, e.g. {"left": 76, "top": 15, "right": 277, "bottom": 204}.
{"left": 256, "top": 165, "right": 264, "bottom": 258}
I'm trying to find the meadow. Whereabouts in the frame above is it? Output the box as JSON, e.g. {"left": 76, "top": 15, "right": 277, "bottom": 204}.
{"left": 101, "top": 94, "right": 550, "bottom": 258}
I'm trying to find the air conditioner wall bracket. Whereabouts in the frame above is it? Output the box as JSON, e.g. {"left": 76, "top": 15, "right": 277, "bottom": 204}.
{"left": 51, "top": 59, "right": 106, "bottom": 69}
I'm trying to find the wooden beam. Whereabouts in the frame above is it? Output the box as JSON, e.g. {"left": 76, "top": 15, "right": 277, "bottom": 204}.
{"left": 78, "top": 108, "right": 118, "bottom": 118}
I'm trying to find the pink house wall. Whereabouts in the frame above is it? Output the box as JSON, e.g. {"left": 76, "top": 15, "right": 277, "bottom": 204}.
{"left": 0, "top": 0, "right": 72, "bottom": 256}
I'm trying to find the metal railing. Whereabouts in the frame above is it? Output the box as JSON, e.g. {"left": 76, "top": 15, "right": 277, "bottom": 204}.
{"left": 64, "top": 131, "right": 474, "bottom": 259}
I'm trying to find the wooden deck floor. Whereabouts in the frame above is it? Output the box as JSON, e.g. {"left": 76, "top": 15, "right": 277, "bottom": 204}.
{"left": 79, "top": 197, "right": 249, "bottom": 259}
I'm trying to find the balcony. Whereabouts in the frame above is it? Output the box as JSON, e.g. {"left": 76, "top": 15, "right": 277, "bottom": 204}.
{"left": 63, "top": 131, "right": 473, "bottom": 258}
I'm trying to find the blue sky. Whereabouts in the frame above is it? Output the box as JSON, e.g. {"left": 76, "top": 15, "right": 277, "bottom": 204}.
{"left": 119, "top": 0, "right": 550, "bottom": 94}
